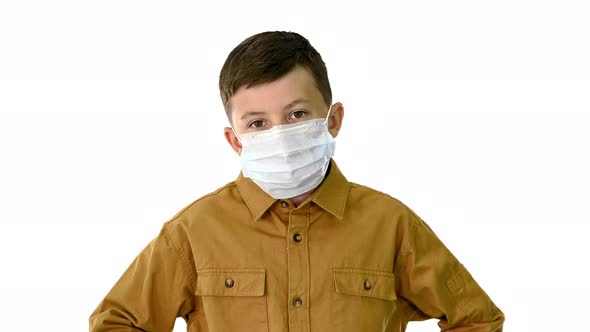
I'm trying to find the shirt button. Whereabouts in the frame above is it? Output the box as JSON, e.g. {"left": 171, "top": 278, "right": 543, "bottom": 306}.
{"left": 363, "top": 279, "right": 372, "bottom": 290}
{"left": 280, "top": 200, "right": 289, "bottom": 208}
{"left": 225, "top": 278, "right": 234, "bottom": 288}
{"left": 293, "top": 297, "right": 303, "bottom": 307}
{"left": 293, "top": 233, "right": 302, "bottom": 242}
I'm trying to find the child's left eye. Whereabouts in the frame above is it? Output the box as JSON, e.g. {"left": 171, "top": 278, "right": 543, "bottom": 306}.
{"left": 290, "top": 110, "right": 307, "bottom": 119}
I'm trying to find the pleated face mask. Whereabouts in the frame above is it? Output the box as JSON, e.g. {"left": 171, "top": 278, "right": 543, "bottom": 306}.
{"left": 231, "top": 108, "right": 336, "bottom": 199}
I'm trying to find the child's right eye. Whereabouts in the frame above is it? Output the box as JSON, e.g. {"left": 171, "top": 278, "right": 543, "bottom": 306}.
{"left": 248, "top": 120, "right": 265, "bottom": 128}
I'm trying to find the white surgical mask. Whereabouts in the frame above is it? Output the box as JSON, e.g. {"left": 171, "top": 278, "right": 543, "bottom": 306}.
{"left": 231, "top": 107, "right": 336, "bottom": 199}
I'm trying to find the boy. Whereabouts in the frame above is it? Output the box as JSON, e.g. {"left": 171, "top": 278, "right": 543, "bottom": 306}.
{"left": 90, "top": 31, "right": 504, "bottom": 332}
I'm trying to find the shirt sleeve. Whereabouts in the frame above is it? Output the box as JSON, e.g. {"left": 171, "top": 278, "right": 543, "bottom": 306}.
{"left": 89, "top": 222, "right": 197, "bottom": 332}
{"left": 393, "top": 206, "right": 505, "bottom": 331}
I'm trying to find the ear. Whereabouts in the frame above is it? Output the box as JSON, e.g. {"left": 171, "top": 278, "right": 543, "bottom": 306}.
{"left": 327, "top": 102, "right": 344, "bottom": 138}
{"left": 224, "top": 127, "right": 242, "bottom": 155}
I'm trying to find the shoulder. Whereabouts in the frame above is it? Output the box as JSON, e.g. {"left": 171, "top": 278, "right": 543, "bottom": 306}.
{"left": 348, "top": 181, "right": 426, "bottom": 228}
{"left": 163, "top": 180, "right": 241, "bottom": 229}
{"left": 348, "top": 181, "right": 409, "bottom": 212}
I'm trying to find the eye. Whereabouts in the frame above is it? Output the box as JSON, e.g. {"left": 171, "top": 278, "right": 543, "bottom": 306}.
{"left": 289, "top": 110, "right": 308, "bottom": 120}
{"left": 248, "top": 120, "right": 266, "bottom": 129}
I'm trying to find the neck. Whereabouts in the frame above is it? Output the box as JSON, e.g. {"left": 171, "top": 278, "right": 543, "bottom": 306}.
{"left": 288, "top": 187, "right": 318, "bottom": 208}
{"left": 288, "top": 161, "right": 332, "bottom": 207}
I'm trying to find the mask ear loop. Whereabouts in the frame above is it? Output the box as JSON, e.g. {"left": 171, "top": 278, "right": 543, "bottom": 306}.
{"left": 324, "top": 105, "right": 332, "bottom": 126}
{"left": 230, "top": 124, "right": 243, "bottom": 144}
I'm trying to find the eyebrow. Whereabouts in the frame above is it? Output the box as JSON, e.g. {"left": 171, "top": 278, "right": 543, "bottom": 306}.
{"left": 239, "top": 98, "right": 310, "bottom": 120}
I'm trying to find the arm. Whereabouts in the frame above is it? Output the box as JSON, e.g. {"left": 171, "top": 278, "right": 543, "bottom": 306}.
{"left": 89, "top": 222, "right": 196, "bottom": 331}
{"left": 393, "top": 206, "right": 505, "bottom": 331}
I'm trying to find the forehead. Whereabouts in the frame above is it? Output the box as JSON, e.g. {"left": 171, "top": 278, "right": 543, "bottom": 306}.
{"left": 230, "top": 65, "right": 324, "bottom": 116}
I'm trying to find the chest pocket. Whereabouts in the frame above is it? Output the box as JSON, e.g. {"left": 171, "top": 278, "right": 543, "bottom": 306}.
{"left": 195, "top": 268, "right": 268, "bottom": 332}
{"left": 332, "top": 268, "right": 398, "bottom": 332}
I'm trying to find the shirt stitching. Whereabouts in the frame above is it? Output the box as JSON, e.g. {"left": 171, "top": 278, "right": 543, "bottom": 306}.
{"left": 168, "top": 182, "right": 237, "bottom": 222}
{"left": 162, "top": 223, "right": 197, "bottom": 291}
{"left": 335, "top": 183, "right": 350, "bottom": 218}
{"left": 162, "top": 183, "right": 238, "bottom": 292}
{"left": 234, "top": 180, "right": 259, "bottom": 220}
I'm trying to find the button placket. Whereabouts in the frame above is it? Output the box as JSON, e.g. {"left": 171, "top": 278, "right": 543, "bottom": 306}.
{"left": 287, "top": 209, "right": 311, "bottom": 332}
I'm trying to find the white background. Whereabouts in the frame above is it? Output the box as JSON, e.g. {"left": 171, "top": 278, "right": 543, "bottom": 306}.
{"left": 1, "top": 1, "right": 589, "bottom": 331}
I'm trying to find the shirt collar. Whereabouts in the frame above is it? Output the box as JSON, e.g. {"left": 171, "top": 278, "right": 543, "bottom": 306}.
{"left": 234, "top": 158, "right": 351, "bottom": 222}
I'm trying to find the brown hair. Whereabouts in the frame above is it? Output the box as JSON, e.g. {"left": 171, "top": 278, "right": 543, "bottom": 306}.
{"left": 219, "top": 31, "right": 332, "bottom": 123}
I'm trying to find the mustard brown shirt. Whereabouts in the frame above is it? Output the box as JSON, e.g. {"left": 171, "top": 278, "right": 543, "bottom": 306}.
{"left": 89, "top": 158, "right": 505, "bottom": 331}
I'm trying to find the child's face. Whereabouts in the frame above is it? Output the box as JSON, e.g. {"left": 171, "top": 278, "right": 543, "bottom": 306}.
{"left": 224, "top": 65, "right": 343, "bottom": 156}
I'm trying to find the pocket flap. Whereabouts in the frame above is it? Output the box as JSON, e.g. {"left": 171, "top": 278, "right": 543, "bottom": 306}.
{"left": 333, "top": 268, "right": 396, "bottom": 301}
{"left": 195, "top": 268, "right": 266, "bottom": 297}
